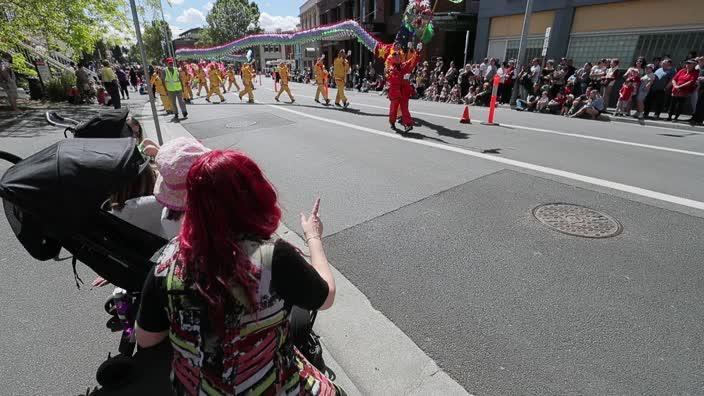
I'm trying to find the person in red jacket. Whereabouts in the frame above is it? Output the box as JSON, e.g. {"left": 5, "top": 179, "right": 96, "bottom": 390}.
{"left": 668, "top": 59, "right": 699, "bottom": 121}
{"left": 388, "top": 43, "right": 421, "bottom": 133}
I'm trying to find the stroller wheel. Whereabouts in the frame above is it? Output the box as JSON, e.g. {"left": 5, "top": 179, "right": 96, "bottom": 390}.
{"left": 104, "top": 296, "right": 116, "bottom": 316}
{"left": 96, "top": 354, "right": 135, "bottom": 389}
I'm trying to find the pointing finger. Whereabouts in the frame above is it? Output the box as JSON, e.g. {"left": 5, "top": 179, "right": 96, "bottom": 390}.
{"left": 311, "top": 197, "right": 321, "bottom": 216}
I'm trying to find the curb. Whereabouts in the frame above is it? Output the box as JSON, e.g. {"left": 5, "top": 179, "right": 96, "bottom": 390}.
{"left": 494, "top": 103, "right": 704, "bottom": 133}
{"left": 605, "top": 114, "right": 704, "bottom": 133}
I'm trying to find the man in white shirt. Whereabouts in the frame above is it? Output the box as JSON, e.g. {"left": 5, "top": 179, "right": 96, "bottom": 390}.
{"left": 479, "top": 58, "right": 489, "bottom": 80}
{"left": 530, "top": 58, "right": 542, "bottom": 85}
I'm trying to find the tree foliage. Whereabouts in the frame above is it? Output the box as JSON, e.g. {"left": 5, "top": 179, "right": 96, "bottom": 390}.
{"left": 142, "top": 20, "right": 172, "bottom": 63}
{"left": 198, "top": 0, "right": 261, "bottom": 47}
{"left": 0, "top": 0, "right": 130, "bottom": 57}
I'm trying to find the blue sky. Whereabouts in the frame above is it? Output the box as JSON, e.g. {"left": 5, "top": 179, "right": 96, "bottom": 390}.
{"left": 162, "top": 0, "right": 304, "bottom": 36}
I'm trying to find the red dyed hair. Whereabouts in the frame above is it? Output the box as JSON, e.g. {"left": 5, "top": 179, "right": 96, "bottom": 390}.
{"left": 178, "top": 150, "right": 281, "bottom": 332}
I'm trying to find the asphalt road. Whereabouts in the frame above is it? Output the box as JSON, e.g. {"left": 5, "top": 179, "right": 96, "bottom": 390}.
{"left": 1, "top": 82, "right": 703, "bottom": 394}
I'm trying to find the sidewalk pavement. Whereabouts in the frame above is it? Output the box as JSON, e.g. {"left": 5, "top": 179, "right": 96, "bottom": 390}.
{"left": 139, "top": 101, "right": 470, "bottom": 396}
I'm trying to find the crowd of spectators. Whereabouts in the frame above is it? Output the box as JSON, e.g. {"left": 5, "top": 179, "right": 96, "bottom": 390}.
{"left": 312, "top": 51, "right": 704, "bottom": 126}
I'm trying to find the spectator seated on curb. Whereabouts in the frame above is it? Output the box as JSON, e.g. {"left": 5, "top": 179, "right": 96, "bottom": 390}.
{"left": 536, "top": 91, "right": 550, "bottom": 113}
{"left": 448, "top": 84, "right": 462, "bottom": 104}
{"left": 561, "top": 94, "right": 575, "bottom": 116}
{"left": 474, "top": 82, "right": 491, "bottom": 106}
{"left": 515, "top": 92, "right": 539, "bottom": 112}
{"left": 463, "top": 87, "right": 477, "bottom": 105}
{"left": 570, "top": 89, "right": 605, "bottom": 119}
{"left": 547, "top": 92, "right": 567, "bottom": 115}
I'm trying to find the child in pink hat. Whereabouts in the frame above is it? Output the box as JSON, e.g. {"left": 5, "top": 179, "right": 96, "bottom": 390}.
{"left": 154, "top": 137, "right": 211, "bottom": 212}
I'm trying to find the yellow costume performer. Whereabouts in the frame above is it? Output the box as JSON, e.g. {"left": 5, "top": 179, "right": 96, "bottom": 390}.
{"left": 226, "top": 66, "right": 240, "bottom": 91}
{"left": 196, "top": 66, "right": 209, "bottom": 96}
{"left": 239, "top": 63, "right": 255, "bottom": 103}
{"left": 274, "top": 63, "right": 295, "bottom": 103}
{"left": 314, "top": 57, "right": 330, "bottom": 104}
{"left": 180, "top": 65, "right": 192, "bottom": 102}
{"left": 333, "top": 50, "right": 350, "bottom": 108}
{"left": 218, "top": 66, "right": 227, "bottom": 93}
{"left": 206, "top": 65, "right": 225, "bottom": 102}
{"left": 151, "top": 70, "right": 174, "bottom": 113}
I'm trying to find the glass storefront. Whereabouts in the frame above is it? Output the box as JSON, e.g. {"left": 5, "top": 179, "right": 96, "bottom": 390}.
{"left": 567, "top": 30, "right": 704, "bottom": 66}
{"left": 504, "top": 38, "right": 544, "bottom": 63}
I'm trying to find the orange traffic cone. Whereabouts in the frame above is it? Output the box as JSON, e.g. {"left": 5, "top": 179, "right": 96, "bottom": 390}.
{"left": 460, "top": 105, "right": 471, "bottom": 124}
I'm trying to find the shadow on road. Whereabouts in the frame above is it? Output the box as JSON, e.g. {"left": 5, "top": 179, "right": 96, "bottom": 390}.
{"left": 415, "top": 119, "right": 471, "bottom": 140}
{"left": 390, "top": 125, "right": 448, "bottom": 143}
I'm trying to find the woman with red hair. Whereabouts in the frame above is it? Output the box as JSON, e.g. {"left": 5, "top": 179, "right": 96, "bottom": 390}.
{"left": 135, "top": 150, "right": 339, "bottom": 395}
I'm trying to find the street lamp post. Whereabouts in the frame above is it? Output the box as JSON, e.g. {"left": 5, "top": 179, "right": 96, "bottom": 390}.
{"left": 509, "top": 0, "right": 534, "bottom": 107}
{"left": 129, "top": 0, "right": 164, "bottom": 145}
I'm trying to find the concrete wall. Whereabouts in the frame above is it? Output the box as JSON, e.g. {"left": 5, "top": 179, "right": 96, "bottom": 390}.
{"left": 474, "top": 0, "right": 625, "bottom": 60}
{"left": 571, "top": 0, "right": 704, "bottom": 33}
{"left": 474, "top": 0, "right": 704, "bottom": 61}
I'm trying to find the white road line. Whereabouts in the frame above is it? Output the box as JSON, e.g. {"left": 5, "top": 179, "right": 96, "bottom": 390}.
{"left": 285, "top": 92, "right": 704, "bottom": 158}
{"left": 268, "top": 103, "right": 704, "bottom": 211}
{"left": 289, "top": 83, "right": 704, "bottom": 136}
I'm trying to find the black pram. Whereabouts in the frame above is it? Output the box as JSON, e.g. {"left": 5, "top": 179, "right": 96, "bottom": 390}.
{"left": 0, "top": 112, "right": 168, "bottom": 389}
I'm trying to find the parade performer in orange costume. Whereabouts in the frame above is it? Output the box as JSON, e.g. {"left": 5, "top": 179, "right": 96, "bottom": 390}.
{"left": 196, "top": 63, "right": 209, "bottom": 96}
{"left": 180, "top": 62, "right": 193, "bottom": 103}
{"left": 387, "top": 43, "right": 421, "bottom": 133}
{"left": 239, "top": 62, "right": 255, "bottom": 103}
{"left": 333, "top": 49, "right": 351, "bottom": 108}
{"left": 314, "top": 55, "right": 330, "bottom": 105}
{"left": 274, "top": 62, "right": 295, "bottom": 103}
{"left": 206, "top": 62, "right": 225, "bottom": 102}
{"left": 226, "top": 64, "right": 240, "bottom": 92}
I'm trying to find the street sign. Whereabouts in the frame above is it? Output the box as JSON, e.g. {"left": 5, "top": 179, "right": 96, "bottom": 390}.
{"left": 541, "top": 27, "right": 551, "bottom": 56}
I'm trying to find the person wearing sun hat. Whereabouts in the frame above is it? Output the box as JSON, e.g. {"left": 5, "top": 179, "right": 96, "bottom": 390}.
{"left": 90, "top": 138, "right": 209, "bottom": 288}
{"left": 154, "top": 137, "right": 211, "bottom": 237}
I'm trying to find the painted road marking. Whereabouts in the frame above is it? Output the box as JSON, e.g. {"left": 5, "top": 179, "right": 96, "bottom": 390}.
{"left": 288, "top": 83, "right": 704, "bottom": 136}
{"left": 281, "top": 91, "right": 704, "bottom": 158}
{"left": 268, "top": 103, "right": 704, "bottom": 211}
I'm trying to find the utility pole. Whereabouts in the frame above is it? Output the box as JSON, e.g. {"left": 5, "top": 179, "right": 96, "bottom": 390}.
{"left": 158, "top": 0, "right": 175, "bottom": 58}
{"left": 129, "top": 0, "right": 164, "bottom": 145}
{"left": 509, "top": 0, "right": 534, "bottom": 107}
{"left": 463, "top": 30, "right": 470, "bottom": 66}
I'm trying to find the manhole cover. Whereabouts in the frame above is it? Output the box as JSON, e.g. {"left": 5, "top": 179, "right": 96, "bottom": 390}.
{"left": 532, "top": 203, "right": 622, "bottom": 238}
{"left": 225, "top": 120, "right": 257, "bottom": 128}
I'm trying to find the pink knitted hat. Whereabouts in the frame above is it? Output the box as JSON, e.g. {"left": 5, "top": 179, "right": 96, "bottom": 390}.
{"left": 154, "top": 137, "right": 210, "bottom": 211}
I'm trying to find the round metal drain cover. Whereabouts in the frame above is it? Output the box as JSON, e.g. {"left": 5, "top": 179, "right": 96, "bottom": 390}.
{"left": 225, "top": 119, "right": 257, "bottom": 128}
{"left": 532, "top": 203, "right": 622, "bottom": 238}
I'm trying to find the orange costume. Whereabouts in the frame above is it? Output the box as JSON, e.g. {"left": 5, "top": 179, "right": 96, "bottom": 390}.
{"left": 314, "top": 58, "right": 329, "bottom": 104}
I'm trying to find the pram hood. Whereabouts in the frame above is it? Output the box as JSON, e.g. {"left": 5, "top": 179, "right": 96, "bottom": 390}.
{"left": 0, "top": 137, "right": 147, "bottom": 238}
{"left": 74, "top": 108, "right": 132, "bottom": 138}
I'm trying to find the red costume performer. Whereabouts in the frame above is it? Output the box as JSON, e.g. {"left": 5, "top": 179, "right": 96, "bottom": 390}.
{"left": 387, "top": 47, "right": 419, "bottom": 132}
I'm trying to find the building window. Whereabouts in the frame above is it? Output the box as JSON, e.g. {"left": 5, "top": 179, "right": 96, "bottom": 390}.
{"left": 634, "top": 31, "right": 704, "bottom": 65}
{"left": 565, "top": 31, "right": 704, "bottom": 67}
{"left": 504, "top": 38, "right": 543, "bottom": 63}
{"left": 566, "top": 34, "right": 639, "bottom": 67}
{"left": 394, "top": 0, "right": 401, "bottom": 14}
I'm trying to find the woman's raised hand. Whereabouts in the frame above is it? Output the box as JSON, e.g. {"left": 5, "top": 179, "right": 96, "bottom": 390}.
{"left": 300, "top": 197, "right": 323, "bottom": 242}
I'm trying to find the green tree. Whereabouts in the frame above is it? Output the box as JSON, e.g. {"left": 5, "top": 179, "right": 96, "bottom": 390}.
{"left": 142, "top": 20, "right": 172, "bottom": 62}
{"left": 199, "top": 0, "right": 261, "bottom": 46}
{"left": 0, "top": 0, "right": 130, "bottom": 56}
